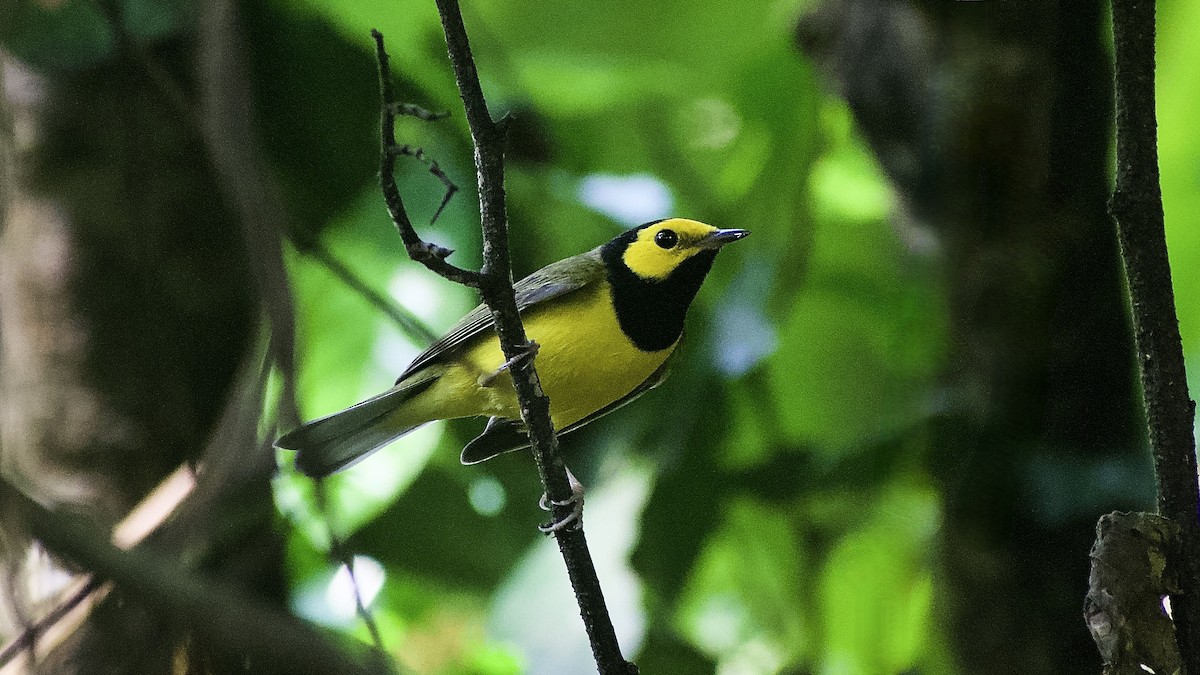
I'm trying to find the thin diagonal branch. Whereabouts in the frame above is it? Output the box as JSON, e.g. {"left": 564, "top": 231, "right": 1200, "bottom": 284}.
{"left": 300, "top": 240, "right": 439, "bottom": 345}
{"left": 0, "top": 578, "right": 103, "bottom": 669}
{"left": 0, "top": 477, "right": 374, "bottom": 675}
{"left": 373, "top": 11, "right": 636, "bottom": 673}
{"left": 313, "top": 482, "right": 395, "bottom": 674}
{"left": 1110, "top": 0, "right": 1200, "bottom": 669}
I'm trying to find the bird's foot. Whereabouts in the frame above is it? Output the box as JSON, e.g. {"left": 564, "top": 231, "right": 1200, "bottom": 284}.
{"left": 538, "top": 465, "right": 585, "bottom": 534}
{"left": 538, "top": 493, "right": 584, "bottom": 533}
{"left": 478, "top": 341, "right": 540, "bottom": 388}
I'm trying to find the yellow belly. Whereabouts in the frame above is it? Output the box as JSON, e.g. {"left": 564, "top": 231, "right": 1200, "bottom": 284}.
{"left": 402, "top": 282, "right": 675, "bottom": 429}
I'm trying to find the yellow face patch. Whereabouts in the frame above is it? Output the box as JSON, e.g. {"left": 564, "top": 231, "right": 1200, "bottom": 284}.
{"left": 621, "top": 218, "right": 719, "bottom": 281}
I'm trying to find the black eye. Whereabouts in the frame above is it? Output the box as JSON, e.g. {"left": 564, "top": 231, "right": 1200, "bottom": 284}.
{"left": 654, "top": 229, "right": 678, "bottom": 249}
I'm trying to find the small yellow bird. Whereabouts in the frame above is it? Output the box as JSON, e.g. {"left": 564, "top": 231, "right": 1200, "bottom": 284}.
{"left": 277, "top": 218, "right": 747, "bottom": 477}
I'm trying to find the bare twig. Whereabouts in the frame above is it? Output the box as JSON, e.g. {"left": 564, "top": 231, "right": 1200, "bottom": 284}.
{"left": 389, "top": 102, "right": 449, "bottom": 121}
{"left": 388, "top": 143, "right": 459, "bottom": 224}
{"left": 372, "top": 31, "right": 480, "bottom": 289}
{"left": 1110, "top": 0, "right": 1200, "bottom": 669}
{"left": 0, "top": 477, "right": 375, "bottom": 675}
{"left": 0, "top": 578, "right": 103, "bottom": 670}
{"left": 373, "top": 13, "right": 635, "bottom": 673}
{"left": 313, "top": 483, "right": 394, "bottom": 674}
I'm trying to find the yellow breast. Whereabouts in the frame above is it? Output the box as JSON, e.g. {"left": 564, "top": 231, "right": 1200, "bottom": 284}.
{"left": 414, "top": 282, "right": 675, "bottom": 429}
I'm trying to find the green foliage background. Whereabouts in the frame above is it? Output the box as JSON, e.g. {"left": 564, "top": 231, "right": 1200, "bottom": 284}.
{"left": 6, "top": 0, "right": 1197, "bottom": 672}
{"left": 258, "top": 1, "right": 1198, "bottom": 672}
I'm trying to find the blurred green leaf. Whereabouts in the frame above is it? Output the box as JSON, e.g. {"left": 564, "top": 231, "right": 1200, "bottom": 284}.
{"left": 284, "top": 0, "right": 454, "bottom": 104}
{"left": 818, "top": 480, "right": 939, "bottom": 673}
{"left": 635, "top": 628, "right": 717, "bottom": 672}
{"left": 348, "top": 465, "right": 538, "bottom": 590}
{"left": 1158, "top": 0, "right": 1200, "bottom": 371}
{"left": 0, "top": 0, "right": 193, "bottom": 71}
{"left": 225, "top": 0, "right": 1197, "bottom": 671}
{"left": 764, "top": 110, "right": 943, "bottom": 453}
{"left": 0, "top": 1, "right": 114, "bottom": 70}
{"left": 810, "top": 105, "right": 893, "bottom": 224}
{"left": 248, "top": 0, "right": 382, "bottom": 238}
{"left": 629, "top": 370, "right": 733, "bottom": 606}
{"left": 119, "top": 0, "right": 190, "bottom": 40}
{"left": 675, "top": 498, "right": 810, "bottom": 670}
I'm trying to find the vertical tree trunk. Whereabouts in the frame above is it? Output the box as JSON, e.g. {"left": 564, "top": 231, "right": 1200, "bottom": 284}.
{"left": 798, "top": 1, "right": 1146, "bottom": 671}
{"left": 1, "top": 22, "right": 270, "bottom": 669}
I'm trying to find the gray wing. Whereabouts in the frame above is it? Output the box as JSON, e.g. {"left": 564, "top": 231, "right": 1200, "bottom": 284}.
{"left": 458, "top": 349, "right": 677, "bottom": 464}
{"left": 397, "top": 247, "right": 605, "bottom": 383}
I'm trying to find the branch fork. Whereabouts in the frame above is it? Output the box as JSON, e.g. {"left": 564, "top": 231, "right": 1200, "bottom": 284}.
{"left": 373, "top": 7, "right": 635, "bottom": 672}
{"left": 406, "top": 240, "right": 454, "bottom": 262}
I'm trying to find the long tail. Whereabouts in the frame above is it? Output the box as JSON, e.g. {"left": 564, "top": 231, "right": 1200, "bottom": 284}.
{"left": 276, "top": 376, "right": 437, "bottom": 477}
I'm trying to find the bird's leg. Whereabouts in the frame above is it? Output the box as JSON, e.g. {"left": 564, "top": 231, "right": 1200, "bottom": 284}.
{"left": 477, "top": 340, "right": 540, "bottom": 388}
{"left": 539, "top": 465, "right": 585, "bottom": 534}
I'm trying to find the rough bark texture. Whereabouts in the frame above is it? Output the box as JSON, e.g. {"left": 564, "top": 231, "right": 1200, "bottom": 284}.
{"left": 0, "top": 7, "right": 290, "bottom": 668}
{"left": 432, "top": 0, "right": 635, "bottom": 664}
{"left": 799, "top": 1, "right": 1146, "bottom": 671}
{"left": 377, "top": 4, "right": 635, "bottom": 668}
{"left": 1084, "top": 512, "right": 1181, "bottom": 675}
{"left": 1, "top": 48, "right": 249, "bottom": 649}
{"left": 1110, "top": 0, "right": 1200, "bottom": 668}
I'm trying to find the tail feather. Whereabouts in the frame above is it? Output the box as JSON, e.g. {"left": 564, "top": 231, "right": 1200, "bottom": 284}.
{"left": 276, "top": 377, "right": 436, "bottom": 477}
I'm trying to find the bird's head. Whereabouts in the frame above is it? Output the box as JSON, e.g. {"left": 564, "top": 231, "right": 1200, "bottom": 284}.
{"left": 616, "top": 218, "right": 749, "bottom": 282}
{"left": 599, "top": 218, "right": 748, "bottom": 351}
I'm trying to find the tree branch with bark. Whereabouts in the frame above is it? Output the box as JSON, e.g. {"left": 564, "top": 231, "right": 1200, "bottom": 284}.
{"left": 1105, "top": 0, "right": 1200, "bottom": 670}
{"left": 372, "top": 1, "right": 636, "bottom": 671}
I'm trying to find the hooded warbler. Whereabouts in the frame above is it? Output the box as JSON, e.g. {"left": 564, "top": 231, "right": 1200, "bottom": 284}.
{"left": 277, "top": 218, "right": 748, "bottom": 477}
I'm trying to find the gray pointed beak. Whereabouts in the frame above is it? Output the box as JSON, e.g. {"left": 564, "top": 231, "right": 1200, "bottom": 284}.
{"left": 695, "top": 228, "right": 750, "bottom": 250}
